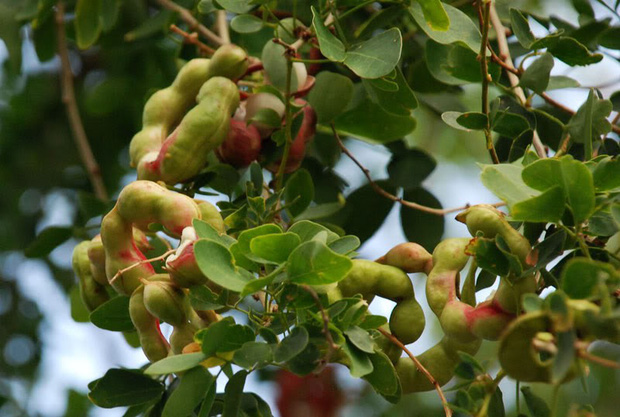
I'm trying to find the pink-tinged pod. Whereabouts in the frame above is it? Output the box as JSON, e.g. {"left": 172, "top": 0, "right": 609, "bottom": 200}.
{"left": 376, "top": 242, "right": 433, "bottom": 275}
{"left": 116, "top": 181, "right": 200, "bottom": 237}
{"left": 166, "top": 227, "right": 207, "bottom": 288}
{"left": 216, "top": 119, "right": 262, "bottom": 168}
{"left": 129, "top": 284, "right": 170, "bottom": 362}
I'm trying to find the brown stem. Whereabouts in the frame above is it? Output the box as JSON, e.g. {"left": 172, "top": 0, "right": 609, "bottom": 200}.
{"left": 169, "top": 25, "right": 215, "bottom": 55}
{"left": 331, "top": 124, "right": 506, "bottom": 216}
{"left": 478, "top": 0, "right": 500, "bottom": 164}
{"left": 55, "top": 1, "right": 108, "bottom": 202}
{"left": 378, "top": 328, "right": 452, "bottom": 417}
{"left": 156, "top": 0, "right": 224, "bottom": 46}
{"left": 575, "top": 342, "right": 620, "bottom": 369}
{"left": 488, "top": 3, "right": 548, "bottom": 158}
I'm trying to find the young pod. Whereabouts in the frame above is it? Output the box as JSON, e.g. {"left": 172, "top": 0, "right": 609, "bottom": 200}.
{"left": 143, "top": 280, "right": 188, "bottom": 327}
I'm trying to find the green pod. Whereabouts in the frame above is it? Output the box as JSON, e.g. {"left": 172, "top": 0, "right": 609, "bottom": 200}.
{"left": 143, "top": 280, "right": 188, "bottom": 327}
{"left": 142, "top": 77, "right": 240, "bottom": 184}
{"left": 339, "top": 260, "right": 425, "bottom": 345}
{"left": 396, "top": 335, "right": 481, "bottom": 393}
{"left": 376, "top": 242, "right": 433, "bottom": 274}
{"left": 72, "top": 241, "right": 110, "bottom": 311}
{"left": 130, "top": 59, "right": 212, "bottom": 167}
{"left": 195, "top": 199, "right": 226, "bottom": 234}
{"left": 170, "top": 324, "right": 197, "bottom": 354}
{"left": 129, "top": 286, "right": 170, "bottom": 362}
{"left": 205, "top": 44, "right": 249, "bottom": 80}
{"left": 86, "top": 237, "right": 108, "bottom": 286}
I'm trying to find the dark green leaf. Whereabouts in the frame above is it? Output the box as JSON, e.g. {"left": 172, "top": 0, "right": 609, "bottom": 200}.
{"left": 363, "top": 351, "right": 400, "bottom": 399}
{"left": 308, "top": 72, "right": 354, "bottom": 123}
{"left": 25, "top": 227, "right": 73, "bottom": 258}
{"left": 284, "top": 169, "right": 314, "bottom": 218}
{"left": 400, "top": 188, "right": 444, "bottom": 251}
{"left": 287, "top": 241, "right": 353, "bottom": 285}
{"left": 195, "top": 240, "right": 253, "bottom": 292}
{"left": 233, "top": 342, "right": 273, "bottom": 369}
{"left": 223, "top": 371, "right": 248, "bottom": 417}
{"left": 410, "top": 2, "right": 480, "bottom": 51}
{"left": 442, "top": 111, "right": 487, "bottom": 131}
{"left": 217, "top": 0, "right": 253, "bottom": 14}
{"left": 510, "top": 9, "right": 536, "bottom": 49}
{"left": 344, "top": 28, "right": 402, "bottom": 79}
{"left": 387, "top": 147, "right": 436, "bottom": 190}
{"left": 521, "top": 386, "right": 551, "bottom": 417}
{"left": 311, "top": 6, "right": 346, "bottom": 62}
{"left": 274, "top": 326, "right": 309, "bottom": 362}
{"left": 520, "top": 53, "right": 554, "bottom": 94}
{"left": 75, "top": 0, "right": 102, "bottom": 49}
{"left": 89, "top": 296, "right": 133, "bottom": 332}
{"left": 88, "top": 369, "right": 163, "bottom": 408}
{"left": 145, "top": 353, "right": 207, "bottom": 375}
{"left": 162, "top": 367, "right": 214, "bottom": 417}
{"left": 250, "top": 233, "right": 301, "bottom": 264}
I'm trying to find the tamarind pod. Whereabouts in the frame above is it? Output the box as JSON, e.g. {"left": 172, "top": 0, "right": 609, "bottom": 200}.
{"left": 215, "top": 119, "right": 262, "bottom": 168}
{"left": 116, "top": 181, "right": 201, "bottom": 237}
{"left": 396, "top": 336, "right": 482, "bottom": 393}
{"left": 130, "top": 59, "right": 212, "bottom": 167}
{"left": 456, "top": 204, "right": 530, "bottom": 262}
{"left": 166, "top": 242, "right": 208, "bottom": 287}
{"left": 72, "top": 241, "right": 110, "bottom": 311}
{"left": 143, "top": 279, "right": 188, "bottom": 327}
{"left": 101, "top": 208, "right": 155, "bottom": 295}
{"left": 376, "top": 242, "right": 433, "bottom": 275}
{"left": 338, "top": 259, "right": 425, "bottom": 345}
{"left": 170, "top": 324, "right": 197, "bottom": 355}
{"left": 129, "top": 286, "right": 170, "bottom": 362}
{"left": 140, "top": 77, "right": 241, "bottom": 184}
{"left": 194, "top": 200, "right": 226, "bottom": 234}
{"left": 204, "top": 44, "right": 249, "bottom": 81}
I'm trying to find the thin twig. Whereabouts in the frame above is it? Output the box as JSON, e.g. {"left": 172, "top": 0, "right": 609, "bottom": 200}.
{"left": 477, "top": 0, "right": 500, "bottom": 164}
{"left": 576, "top": 346, "right": 620, "bottom": 369}
{"left": 300, "top": 285, "right": 338, "bottom": 367}
{"left": 378, "top": 328, "right": 452, "bottom": 417}
{"left": 488, "top": 3, "right": 548, "bottom": 158}
{"left": 331, "top": 124, "right": 506, "bottom": 216}
{"left": 216, "top": 10, "right": 231, "bottom": 44}
{"left": 169, "top": 24, "right": 215, "bottom": 55}
{"left": 110, "top": 249, "right": 176, "bottom": 285}
{"left": 55, "top": 1, "right": 108, "bottom": 202}
{"left": 156, "top": 0, "right": 224, "bottom": 46}
{"left": 540, "top": 93, "right": 620, "bottom": 135}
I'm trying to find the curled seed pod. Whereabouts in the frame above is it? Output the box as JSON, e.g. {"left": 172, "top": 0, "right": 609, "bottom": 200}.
{"left": 216, "top": 119, "right": 262, "bottom": 168}
{"left": 335, "top": 259, "right": 425, "bottom": 345}
{"left": 129, "top": 284, "right": 170, "bottom": 362}
{"left": 72, "top": 241, "right": 110, "bottom": 311}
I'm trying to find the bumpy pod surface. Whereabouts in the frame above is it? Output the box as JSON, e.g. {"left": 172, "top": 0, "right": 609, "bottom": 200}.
{"left": 100, "top": 181, "right": 222, "bottom": 295}
{"left": 72, "top": 241, "right": 110, "bottom": 311}
{"left": 143, "top": 279, "right": 188, "bottom": 327}
{"left": 138, "top": 77, "right": 241, "bottom": 184}
{"left": 129, "top": 282, "right": 171, "bottom": 362}
{"left": 335, "top": 259, "right": 425, "bottom": 345}
{"left": 376, "top": 242, "right": 433, "bottom": 275}
{"left": 130, "top": 45, "right": 249, "bottom": 171}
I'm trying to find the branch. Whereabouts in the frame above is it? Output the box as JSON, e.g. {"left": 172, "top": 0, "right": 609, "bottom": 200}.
{"left": 300, "top": 285, "right": 338, "bottom": 368}
{"left": 216, "top": 10, "right": 231, "bottom": 44}
{"left": 169, "top": 24, "right": 215, "bottom": 55}
{"left": 156, "top": 0, "right": 224, "bottom": 46}
{"left": 331, "top": 124, "right": 506, "bottom": 216}
{"left": 488, "top": 4, "right": 548, "bottom": 159}
{"left": 378, "top": 328, "right": 452, "bottom": 417}
{"left": 575, "top": 341, "right": 620, "bottom": 369}
{"left": 55, "top": 1, "right": 108, "bottom": 202}
{"left": 540, "top": 92, "right": 620, "bottom": 136}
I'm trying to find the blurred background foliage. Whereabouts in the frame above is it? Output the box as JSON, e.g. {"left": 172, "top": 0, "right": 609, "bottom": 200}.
{"left": 0, "top": 0, "right": 619, "bottom": 416}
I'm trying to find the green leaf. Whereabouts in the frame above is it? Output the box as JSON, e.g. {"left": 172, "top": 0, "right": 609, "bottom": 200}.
{"left": 217, "top": 0, "right": 253, "bottom": 14}
{"left": 345, "top": 326, "right": 375, "bottom": 353}
{"left": 387, "top": 147, "right": 436, "bottom": 190}
{"left": 414, "top": 0, "right": 450, "bottom": 31}
{"left": 274, "top": 326, "right": 309, "bottom": 362}
{"left": 88, "top": 369, "right": 163, "bottom": 408}
{"left": 599, "top": 26, "right": 620, "bottom": 49}
{"left": 328, "top": 235, "right": 361, "bottom": 255}
{"left": 0, "top": 3, "right": 23, "bottom": 73}
{"left": 425, "top": 41, "right": 499, "bottom": 85}
{"left": 363, "top": 67, "right": 418, "bottom": 116}
{"left": 231, "top": 224, "right": 282, "bottom": 270}
{"left": 288, "top": 220, "right": 339, "bottom": 243}
{"left": 547, "top": 76, "right": 580, "bottom": 90}
{"left": 547, "top": 37, "right": 603, "bottom": 66}
{"left": 492, "top": 112, "right": 530, "bottom": 137}
{"left": 592, "top": 157, "right": 620, "bottom": 191}
{"left": 287, "top": 241, "right": 353, "bottom": 285}
{"left": 198, "top": 318, "right": 255, "bottom": 356}
{"left": 567, "top": 90, "right": 613, "bottom": 159}
{"left": 262, "top": 42, "right": 295, "bottom": 92}
{"left": 233, "top": 342, "right": 273, "bottom": 369}
{"left": 193, "top": 218, "right": 235, "bottom": 247}
{"left": 284, "top": 169, "right": 314, "bottom": 218}
{"left": 162, "top": 367, "right": 214, "bottom": 417}
{"left": 100, "top": 0, "right": 120, "bottom": 32}
{"left": 308, "top": 71, "right": 354, "bottom": 123}
{"left": 75, "top": 0, "right": 102, "bottom": 49}
{"left": 480, "top": 163, "right": 538, "bottom": 207}
{"left": 231, "top": 14, "right": 263, "bottom": 33}
{"left": 522, "top": 156, "right": 595, "bottom": 223}
{"left": 520, "top": 53, "right": 554, "bottom": 94}
{"left": 342, "top": 341, "right": 374, "bottom": 378}
{"left": 561, "top": 258, "right": 615, "bottom": 299}
{"left": 344, "top": 28, "right": 402, "bottom": 79}
{"left": 510, "top": 9, "right": 536, "bottom": 49}
{"left": 223, "top": 371, "right": 248, "bottom": 417}
{"left": 189, "top": 285, "right": 227, "bottom": 311}
{"left": 194, "top": 240, "right": 253, "bottom": 292}
{"left": 400, "top": 188, "right": 444, "bottom": 252}
{"left": 511, "top": 186, "right": 566, "bottom": 223}
{"left": 311, "top": 6, "right": 345, "bottom": 62}
{"left": 250, "top": 107, "right": 282, "bottom": 129}
{"left": 363, "top": 351, "right": 400, "bottom": 398}
{"left": 145, "top": 353, "right": 208, "bottom": 375}
{"left": 442, "top": 111, "right": 487, "bottom": 131}
{"left": 250, "top": 233, "right": 301, "bottom": 264}
{"left": 410, "top": 2, "right": 480, "bottom": 51}
{"left": 335, "top": 100, "right": 416, "bottom": 144}
{"left": 89, "top": 296, "right": 133, "bottom": 332}
{"left": 25, "top": 227, "right": 73, "bottom": 258}
{"left": 552, "top": 330, "right": 575, "bottom": 383}
{"left": 521, "top": 386, "right": 551, "bottom": 417}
